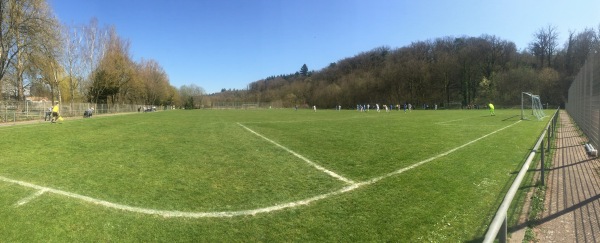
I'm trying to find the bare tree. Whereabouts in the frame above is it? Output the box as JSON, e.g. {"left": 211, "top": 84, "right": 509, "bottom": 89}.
{"left": 596, "top": 23, "right": 600, "bottom": 50}
{"left": 0, "top": 0, "right": 59, "bottom": 101}
{"left": 61, "top": 23, "right": 86, "bottom": 110}
{"left": 179, "top": 84, "right": 205, "bottom": 109}
{"left": 81, "top": 18, "right": 108, "bottom": 99}
{"left": 0, "top": 0, "right": 18, "bottom": 98}
{"left": 27, "top": 17, "right": 63, "bottom": 105}
{"left": 139, "top": 59, "right": 169, "bottom": 105}
{"left": 530, "top": 24, "right": 559, "bottom": 68}
{"left": 89, "top": 27, "right": 134, "bottom": 105}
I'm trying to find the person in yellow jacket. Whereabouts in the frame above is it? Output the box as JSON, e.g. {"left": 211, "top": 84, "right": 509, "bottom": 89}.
{"left": 489, "top": 103, "right": 495, "bottom": 116}
{"left": 51, "top": 102, "right": 60, "bottom": 123}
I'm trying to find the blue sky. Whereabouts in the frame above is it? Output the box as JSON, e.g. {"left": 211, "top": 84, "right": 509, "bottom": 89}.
{"left": 49, "top": 0, "right": 600, "bottom": 94}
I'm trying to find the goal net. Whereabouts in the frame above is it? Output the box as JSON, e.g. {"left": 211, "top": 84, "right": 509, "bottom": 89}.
{"left": 521, "top": 92, "right": 546, "bottom": 120}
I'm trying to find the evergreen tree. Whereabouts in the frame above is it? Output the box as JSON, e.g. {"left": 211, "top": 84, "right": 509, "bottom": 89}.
{"left": 300, "top": 64, "right": 308, "bottom": 76}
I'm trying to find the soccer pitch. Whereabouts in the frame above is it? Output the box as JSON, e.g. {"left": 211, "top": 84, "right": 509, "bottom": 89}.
{"left": 0, "top": 109, "right": 547, "bottom": 241}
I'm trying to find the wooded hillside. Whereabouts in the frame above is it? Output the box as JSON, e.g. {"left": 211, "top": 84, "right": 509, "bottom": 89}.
{"left": 212, "top": 26, "right": 599, "bottom": 109}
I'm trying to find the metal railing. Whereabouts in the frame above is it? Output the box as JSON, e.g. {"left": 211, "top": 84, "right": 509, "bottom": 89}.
{"left": 483, "top": 108, "right": 559, "bottom": 243}
{"left": 566, "top": 52, "right": 600, "bottom": 149}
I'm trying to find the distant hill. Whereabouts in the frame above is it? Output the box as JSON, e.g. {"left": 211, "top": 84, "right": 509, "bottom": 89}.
{"left": 210, "top": 31, "right": 598, "bottom": 109}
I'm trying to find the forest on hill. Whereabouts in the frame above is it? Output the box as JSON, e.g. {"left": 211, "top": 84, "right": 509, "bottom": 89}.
{"left": 7, "top": 0, "right": 595, "bottom": 110}
{"left": 209, "top": 25, "right": 599, "bottom": 109}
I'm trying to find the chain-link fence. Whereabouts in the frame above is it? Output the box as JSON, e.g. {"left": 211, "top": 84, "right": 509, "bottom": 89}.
{"left": 0, "top": 101, "right": 170, "bottom": 124}
{"left": 566, "top": 51, "right": 600, "bottom": 149}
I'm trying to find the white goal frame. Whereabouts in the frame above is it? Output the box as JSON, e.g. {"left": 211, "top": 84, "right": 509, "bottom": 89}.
{"left": 521, "top": 92, "right": 546, "bottom": 120}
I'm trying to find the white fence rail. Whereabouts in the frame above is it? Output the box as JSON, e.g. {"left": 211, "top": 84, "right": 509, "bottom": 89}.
{"left": 483, "top": 108, "right": 559, "bottom": 243}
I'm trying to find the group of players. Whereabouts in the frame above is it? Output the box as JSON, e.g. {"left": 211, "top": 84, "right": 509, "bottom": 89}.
{"left": 43, "top": 103, "right": 61, "bottom": 123}
{"left": 357, "top": 103, "right": 417, "bottom": 113}
{"left": 352, "top": 102, "right": 495, "bottom": 116}
{"left": 44, "top": 103, "right": 95, "bottom": 123}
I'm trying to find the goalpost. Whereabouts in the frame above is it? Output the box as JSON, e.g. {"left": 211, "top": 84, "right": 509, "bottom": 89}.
{"left": 521, "top": 92, "right": 546, "bottom": 120}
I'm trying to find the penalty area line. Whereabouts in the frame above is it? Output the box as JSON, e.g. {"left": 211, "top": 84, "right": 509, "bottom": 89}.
{"left": 0, "top": 120, "right": 521, "bottom": 218}
{"left": 366, "top": 120, "right": 522, "bottom": 184}
{"left": 15, "top": 189, "right": 48, "bottom": 207}
{"left": 435, "top": 115, "right": 482, "bottom": 125}
{"left": 237, "top": 123, "right": 355, "bottom": 185}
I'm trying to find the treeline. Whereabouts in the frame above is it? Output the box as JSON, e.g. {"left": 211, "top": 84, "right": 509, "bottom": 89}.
{"left": 6, "top": 0, "right": 597, "bottom": 110}
{"left": 0, "top": 0, "right": 192, "bottom": 109}
{"left": 214, "top": 25, "right": 599, "bottom": 109}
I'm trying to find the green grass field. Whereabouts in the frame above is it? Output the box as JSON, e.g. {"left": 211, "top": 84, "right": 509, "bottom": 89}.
{"left": 0, "top": 108, "right": 548, "bottom": 241}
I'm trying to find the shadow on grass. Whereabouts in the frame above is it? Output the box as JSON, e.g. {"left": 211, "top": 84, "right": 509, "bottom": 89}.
{"left": 501, "top": 115, "right": 520, "bottom": 121}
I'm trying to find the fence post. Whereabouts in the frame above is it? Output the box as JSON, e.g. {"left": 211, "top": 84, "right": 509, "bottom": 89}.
{"left": 555, "top": 109, "right": 559, "bottom": 136}
{"left": 551, "top": 112, "right": 555, "bottom": 137}
{"left": 541, "top": 141, "right": 545, "bottom": 186}
{"left": 550, "top": 112, "right": 554, "bottom": 137}
{"left": 547, "top": 126, "right": 551, "bottom": 152}
{"left": 500, "top": 216, "right": 507, "bottom": 243}
{"left": 554, "top": 110, "right": 558, "bottom": 137}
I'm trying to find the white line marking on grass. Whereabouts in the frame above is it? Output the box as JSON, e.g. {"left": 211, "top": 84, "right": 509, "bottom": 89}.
{"left": 365, "top": 120, "right": 521, "bottom": 184}
{"left": 240, "top": 115, "right": 374, "bottom": 125}
{"left": 15, "top": 189, "right": 47, "bottom": 206}
{"left": 237, "top": 122, "right": 355, "bottom": 185}
{"left": 435, "top": 116, "right": 481, "bottom": 125}
{"left": 1, "top": 120, "right": 520, "bottom": 218}
{"left": 436, "top": 124, "right": 499, "bottom": 127}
